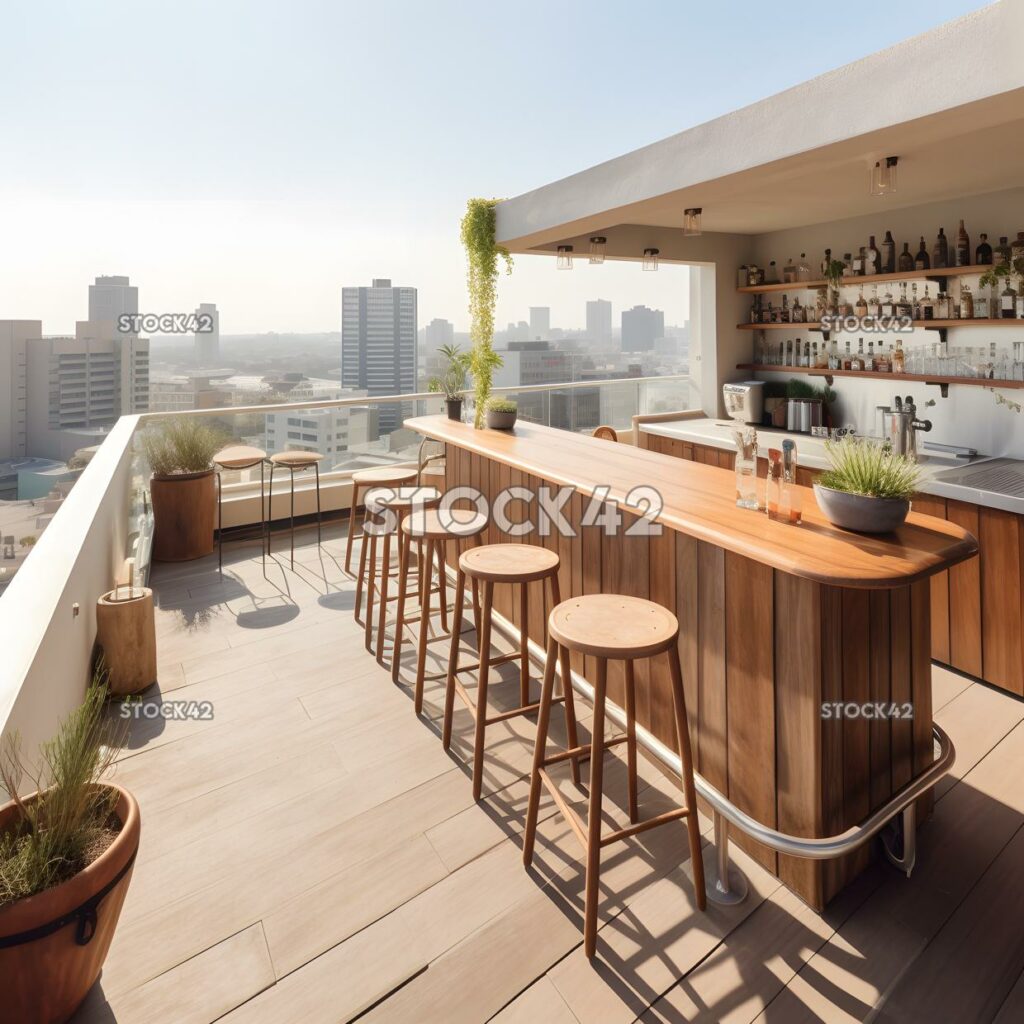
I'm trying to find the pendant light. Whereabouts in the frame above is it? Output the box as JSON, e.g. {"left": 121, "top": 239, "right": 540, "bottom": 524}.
{"left": 870, "top": 156, "right": 899, "bottom": 197}
{"left": 556, "top": 245, "right": 574, "bottom": 270}
{"left": 588, "top": 236, "right": 607, "bottom": 264}
{"left": 683, "top": 208, "right": 702, "bottom": 236}
{"left": 642, "top": 247, "right": 660, "bottom": 272}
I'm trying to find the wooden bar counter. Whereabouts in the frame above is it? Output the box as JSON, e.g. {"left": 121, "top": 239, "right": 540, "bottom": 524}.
{"left": 407, "top": 415, "right": 978, "bottom": 908}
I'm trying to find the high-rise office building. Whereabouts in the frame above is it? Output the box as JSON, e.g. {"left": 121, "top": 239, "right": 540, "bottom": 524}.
{"left": 0, "top": 321, "right": 39, "bottom": 459}
{"left": 88, "top": 275, "right": 138, "bottom": 322}
{"left": 194, "top": 303, "right": 220, "bottom": 364}
{"left": 621, "top": 305, "right": 665, "bottom": 352}
{"left": 586, "top": 300, "right": 612, "bottom": 344}
{"left": 529, "top": 306, "right": 550, "bottom": 341}
{"left": 423, "top": 318, "right": 454, "bottom": 351}
{"left": 341, "top": 279, "right": 417, "bottom": 434}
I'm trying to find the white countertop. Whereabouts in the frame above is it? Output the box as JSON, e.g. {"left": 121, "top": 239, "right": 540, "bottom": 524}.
{"left": 641, "top": 417, "right": 1024, "bottom": 516}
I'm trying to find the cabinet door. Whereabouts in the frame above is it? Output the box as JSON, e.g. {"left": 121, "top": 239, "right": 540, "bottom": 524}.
{"left": 796, "top": 467, "right": 820, "bottom": 488}
{"left": 912, "top": 494, "right": 951, "bottom": 665}
{"left": 980, "top": 507, "right": 1024, "bottom": 696}
{"left": 946, "top": 500, "right": 982, "bottom": 679}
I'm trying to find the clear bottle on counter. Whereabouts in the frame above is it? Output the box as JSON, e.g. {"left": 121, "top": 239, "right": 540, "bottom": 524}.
{"left": 781, "top": 440, "right": 802, "bottom": 524}
{"left": 733, "top": 427, "right": 760, "bottom": 511}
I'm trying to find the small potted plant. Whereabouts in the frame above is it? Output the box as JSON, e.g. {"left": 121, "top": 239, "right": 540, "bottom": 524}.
{"left": 484, "top": 396, "right": 518, "bottom": 430}
{"left": 141, "top": 417, "right": 225, "bottom": 561}
{"left": 427, "top": 344, "right": 471, "bottom": 421}
{"left": 0, "top": 679, "right": 138, "bottom": 1023}
{"left": 813, "top": 437, "right": 922, "bottom": 533}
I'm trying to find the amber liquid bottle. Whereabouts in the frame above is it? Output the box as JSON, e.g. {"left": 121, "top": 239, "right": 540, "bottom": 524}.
{"left": 898, "top": 242, "right": 915, "bottom": 272}
{"left": 976, "top": 233, "right": 993, "bottom": 265}
{"left": 915, "top": 237, "right": 931, "bottom": 270}
{"left": 955, "top": 220, "right": 971, "bottom": 267}
{"left": 933, "top": 227, "right": 948, "bottom": 269}
{"left": 882, "top": 231, "right": 896, "bottom": 274}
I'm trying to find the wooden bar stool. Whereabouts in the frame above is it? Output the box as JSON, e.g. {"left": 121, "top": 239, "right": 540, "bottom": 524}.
{"left": 213, "top": 445, "right": 267, "bottom": 574}
{"left": 268, "top": 451, "right": 324, "bottom": 569}
{"left": 393, "top": 508, "right": 488, "bottom": 710}
{"left": 344, "top": 465, "right": 418, "bottom": 578}
{"left": 362, "top": 486, "right": 441, "bottom": 660}
{"left": 443, "top": 544, "right": 581, "bottom": 801}
{"left": 522, "top": 594, "right": 706, "bottom": 959}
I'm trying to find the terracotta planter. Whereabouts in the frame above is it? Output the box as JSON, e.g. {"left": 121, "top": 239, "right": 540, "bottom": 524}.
{"left": 0, "top": 785, "right": 140, "bottom": 1024}
{"left": 150, "top": 469, "right": 215, "bottom": 561}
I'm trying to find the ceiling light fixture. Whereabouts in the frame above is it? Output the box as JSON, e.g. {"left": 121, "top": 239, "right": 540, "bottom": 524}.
{"left": 683, "top": 208, "right": 702, "bottom": 236}
{"left": 642, "top": 247, "right": 660, "bottom": 272}
{"left": 870, "top": 156, "right": 899, "bottom": 197}
{"left": 556, "top": 244, "right": 574, "bottom": 270}
{"left": 588, "top": 236, "right": 607, "bottom": 264}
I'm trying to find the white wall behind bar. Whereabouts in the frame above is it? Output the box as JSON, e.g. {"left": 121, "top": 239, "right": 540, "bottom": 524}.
{"left": 740, "top": 187, "right": 1024, "bottom": 457}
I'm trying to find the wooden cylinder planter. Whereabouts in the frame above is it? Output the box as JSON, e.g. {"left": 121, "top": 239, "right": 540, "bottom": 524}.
{"left": 150, "top": 470, "right": 215, "bottom": 562}
{"left": 0, "top": 785, "right": 140, "bottom": 1024}
{"left": 96, "top": 588, "right": 157, "bottom": 695}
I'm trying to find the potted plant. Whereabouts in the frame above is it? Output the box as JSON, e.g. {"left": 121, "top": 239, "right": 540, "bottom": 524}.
{"left": 141, "top": 417, "right": 225, "bottom": 561}
{"left": 484, "top": 397, "right": 518, "bottom": 430}
{"left": 813, "top": 437, "right": 922, "bottom": 533}
{"left": 0, "top": 679, "right": 138, "bottom": 1024}
{"left": 427, "top": 343, "right": 471, "bottom": 421}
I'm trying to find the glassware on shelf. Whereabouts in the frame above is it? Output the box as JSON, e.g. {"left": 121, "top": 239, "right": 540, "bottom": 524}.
{"left": 733, "top": 428, "right": 761, "bottom": 511}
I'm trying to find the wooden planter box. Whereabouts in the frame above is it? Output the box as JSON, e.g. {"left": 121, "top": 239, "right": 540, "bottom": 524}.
{"left": 150, "top": 470, "right": 215, "bottom": 562}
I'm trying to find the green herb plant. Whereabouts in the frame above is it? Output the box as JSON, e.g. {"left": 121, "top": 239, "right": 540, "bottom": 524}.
{"left": 485, "top": 397, "right": 517, "bottom": 414}
{"left": 819, "top": 437, "right": 922, "bottom": 500}
{"left": 460, "top": 199, "right": 513, "bottom": 428}
{"left": 141, "top": 417, "right": 226, "bottom": 476}
{"left": 426, "top": 343, "right": 471, "bottom": 401}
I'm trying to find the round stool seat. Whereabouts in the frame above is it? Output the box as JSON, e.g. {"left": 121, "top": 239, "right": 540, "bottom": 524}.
{"left": 353, "top": 466, "right": 417, "bottom": 487}
{"left": 402, "top": 507, "right": 487, "bottom": 540}
{"left": 270, "top": 450, "right": 324, "bottom": 468}
{"left": 214, "top": 445, "right": 267, "bottom": 469}
{"left": 548, "top": 595, "right": 678, "bottom": 659}
{"left": 370, "top": 486, "right": 441, "bottom": 511}
{"left": 459, "top": 543, "right": 559, "bottom": 584}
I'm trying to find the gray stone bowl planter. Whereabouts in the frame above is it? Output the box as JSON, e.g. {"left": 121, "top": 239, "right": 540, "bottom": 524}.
{"left": 813, "top": 484, "right": 911, "bottom": 534}
{"left": 485, "top": 408, "right": 517, "bottom": 430}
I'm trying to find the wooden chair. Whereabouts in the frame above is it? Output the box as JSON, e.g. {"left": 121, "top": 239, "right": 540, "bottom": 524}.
{"left": 443, "top": 544, "right": 581, "bottom": 801}
{"left": 522, "top": 593, "right": 706, "bottom": 958}
{"left": 592, "top": 425, "right": 618, "bottom": 442}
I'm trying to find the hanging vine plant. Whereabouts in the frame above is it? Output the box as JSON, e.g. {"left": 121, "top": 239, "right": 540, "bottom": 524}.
{"left": 460, "top": 198, "right": 513, "bottom": 427}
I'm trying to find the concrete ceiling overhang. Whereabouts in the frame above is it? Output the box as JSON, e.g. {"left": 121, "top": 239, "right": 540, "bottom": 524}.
{"left": 496, "top": 2, "right": 1024, "bottom": 255}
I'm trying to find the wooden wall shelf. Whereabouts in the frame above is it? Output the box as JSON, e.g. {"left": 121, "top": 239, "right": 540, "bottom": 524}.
{"left": 738, "top": 319, "right": 1022, "bottom": 331}
{"left": 736, "top": 363, "right": 1024, "bottom": 391}
{"left": 737, "top": 264, "right": 997, "bottom": 294}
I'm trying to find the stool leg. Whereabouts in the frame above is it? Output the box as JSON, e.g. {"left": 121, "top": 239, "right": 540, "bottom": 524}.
{"left": 268, "top": 461, "right": 275, "bottom": 560}
{"left": 391, "top": 528, "right": 413, "bottom": 684}
{"left": 414, "top": 538, "right": 435, "bottom": 714}
{"left": 355, "top": 521, "right": 368, "bottom": 623}
{"left": 345, "top": 482, "right": 361, "bottom": 575}
{"left": 375, "top": 531, "right": 392, "bottom": 663}
{"left": 288, "top": 468, "right": 296, "bottom": 569}
{"left": 216, "top": 469, "right": 223, "bottom": 575}
{"left": 548, "top": 572, "right": 580, "bottom": 786}
{"left": 442, "top": 569, "right": 466, "bottom": 750}
{"left": 364, "top": 532, "right": 377, "bottom": 652}
{"left": 668, "top": 645, "right": 706, "bottom": 911}
{"left": 260, "top": 461, "right": 266, "bottom": 570}
{"left": 523, "top": 635, "right": 559, "bottom": 868}
{"left": 519, "top": 582, "right": 530, "bottom": 707}
{"left": 471, "top": 580, "right": 494, "bottom": 801}
{"left": 584, "top": 657, "right": 608, "bottom": 959}
{"left": 435, "top": 541, "right": 449, "bottom": 634}
{"left": 314, "top": 462, "right": 322, "bottom": 548}
{"left": 624, "top": 660, "right": 639, "bottom": 824}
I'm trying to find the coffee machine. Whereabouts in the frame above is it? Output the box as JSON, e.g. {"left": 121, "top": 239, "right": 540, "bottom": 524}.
{"left": 722, "top": 381, "right": 765, "bottom": 425}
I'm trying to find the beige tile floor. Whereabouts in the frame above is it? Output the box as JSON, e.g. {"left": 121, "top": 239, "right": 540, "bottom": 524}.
{"left": 71, "top": 521, "right": 1024, "bottom": 1023}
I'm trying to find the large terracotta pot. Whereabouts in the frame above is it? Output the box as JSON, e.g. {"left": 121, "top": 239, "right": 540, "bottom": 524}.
{"left": 0, "top": 785, "right": 140, "bottom": 1024}
{"left": 150, "top": 469, "right": 215, "bottom": 561}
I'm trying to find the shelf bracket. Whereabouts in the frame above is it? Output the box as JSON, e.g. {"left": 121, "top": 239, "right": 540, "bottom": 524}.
{"left": 926, "top": 381, "right": 951, "bottom": 398}
{"left": 823, "top": 374, "right": 834, "bottom": 386}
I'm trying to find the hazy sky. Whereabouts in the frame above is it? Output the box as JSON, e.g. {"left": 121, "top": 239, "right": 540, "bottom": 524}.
{"left": 0, "top": 0, "right": 989, "bottom": 336}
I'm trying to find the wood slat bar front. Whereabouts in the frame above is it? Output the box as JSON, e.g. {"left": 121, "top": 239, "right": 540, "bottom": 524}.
{"left": 415, "top": 416, "right": 976, "bottom": 909}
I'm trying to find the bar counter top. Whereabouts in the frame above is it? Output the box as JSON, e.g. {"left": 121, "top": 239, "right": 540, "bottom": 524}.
{"left": 407, "top": 415, "right": 977, "bottom": 589}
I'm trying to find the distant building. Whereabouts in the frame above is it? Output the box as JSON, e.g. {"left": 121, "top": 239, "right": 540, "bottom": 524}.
{"left": 88, "top": 275, "right": 138, "bottom": 322}
{"left": 423, "top": 318, "right": 455, "bottom": 351}
{"left": 0, "top": 320, "right": 37, "bottom": 459}
{"left": 493, "top": 340, "right": 577, "bottom": 428}
{"left": 148, "top": 374, "right": 230, "bottom": 413}
{"left": 621, "top": 305, "right": 665, "bottom": 352}
{"left": 194, "top": 303, "right": 220, "bottom": 364}
{"left": 528, "top": 307, "right": 550, "bottom": 341}
{"left": 341, "top": 279, "right": 417, "bottom": 434}
{"left": 586, "top": 300, "right": 612, "bottom": 344}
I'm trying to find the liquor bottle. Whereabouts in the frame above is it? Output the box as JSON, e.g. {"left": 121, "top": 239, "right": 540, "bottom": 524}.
{"left": 994, "top": 236, "right": 1011, "bottom": 267}
{"left": 821, "top": 248, "right": 832, "bottom": 278}
{"left": 783, "top": 256, "right": 796, "bottom": 283}
{"left": 915, "top": 237, "right": 931, "bottom": 270}
{"left": 760, "top": 299, "right": 771, "bottom": 324}
{"left": 792, "top": 297, "right": 805, "bottom": 323}
{"left": 892, "top": 339, "right": 906, "bottom": 374}
{"left": 933, "top": 227, "right": 948, "bottom": 269}
{"left": 882, "top": 231, "right": 896, "bottom": 274}
{"left": 855, "top": 290, "right": 868, "bottom": 318}
{"left": 866, "top": 340, "right": 876, "bottom": 370}
{"left": 877, "top": 344, "right": 891, "bottom": 373}
{"left": 961, "top": 284, "right": 974, "bottom": 320}
{"left": 975, "top": 287, "right": 989, "bottom": 319}
{"left": 976, "top": 233, "right": 993, "bottom": 265}
{"left": 896, "top": 282, "right": 912, "bottom": 318}
{"left": 769, "top": 301, "right": 779, "bottom": 324}
{"left": 780, "top": 294, "right": 791, "bottom": 323}
{"left": 851, "top": 339, "right": 865, "bottom": 371}
{"left": 1001, "top": 279, "right": 1018, "bottom": 319}
{"left": 898, "top": 242, "right": 915, "bottom": 272}
{"left": 866, "top": 236, "right": 881, "bottom": 275}
{"left": 750, "top": 297, "right": 761, "bottom": 323}
{"left": 881, "top": 288, "right": 895, "bottom": 317}
{"left": 852, "top": 248, "right": 864, "bottom": 276}
{"left": 1013, "top": 232, "right": 1024, "bottom": 265}
{"left": 828, "top": 339, "right": 840, "bottom": 371}
{"left": 799, "top": 339, "right": 810, "bottom": 368}
{"left": 765, "top": 260, "right": 779, "bottom": 284}
{"left": 867, "top": 284, "right": 881, "bottom": 319}
{"left": 797, "top": 253, "right": 812, "bottom": 282}
{"left": 842, "top": 340, "right": 852, "bottom": 370}
{"left": 955, "top": 220, "right": 971, "bottom": 267}
{"left": 936, "top": 291, "right": 950, "bottom": 319}
{"left": 842, "top": 252, "right": 854, "bottom": 277}
{"left": 1017, "top": 291, "right": 1024, "bottom": 320}
{"left": 911, "top": 282, "right": 920, "bottom": 319}
{"left": 920, "top": 285, "right": 934, "bottom": 321}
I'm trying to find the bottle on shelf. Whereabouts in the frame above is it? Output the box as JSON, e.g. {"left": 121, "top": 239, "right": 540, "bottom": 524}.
{"left": 866, "top": 340, "right": 876, "bottom": 370}
{"left": 760, "top": 300, "right": 772, "bottom": 324}
{"left": 933, "top": 227, "right": 948, "bottom": 269}
{"left": 915, "top": 237, "right": 931, "bottom": 270}
{"left": 828, "top": 339, "right": 840, "bottom": 371}
{"left": 851, "top": 339, "right": 865, "bottom": 371}
{"left": 892, "top": 338, "right": 906, "bottom": 374}
{"left": 920, "top": 285, "right": 934, "bottom": 321}
{"left": 975, "top": 285, "right": 990, "bottom": 320}
{"left": 1001, "top": 278, "right": 1018, "bottom": 319}
{"left": 955, "top": 220, "right": 971, "bottom": 267}
{"left": 868, "top": 284, "right": 881, "bottom": 320}
{"left": 783, "top": 256, "right": 796, "bottom": 283}
{"left": 1012, "top": 232, "right": 1024, "bottom": 265}
{"left": 792, "top": 297, "right": 805, "bottom": 323}
{"left": 976, "top": 233, "right": 993, "bottom": 266}
{"left": 866, "top": 236, "right": 881, "bottom": 275}
{"left": 765, "top": 260, "right": 780, "bottom": 284}
{"left": 961, "top": 284, "right": 975, "bottom": 320}
{"left": 911, "top": 282, "right": 920, "bottom": 319}
{"left": 898, "top": 241, "right": 915, "bottom": 272}
{"left": 936, "top": 291, "right": 950, "bottom": 319}
{"left": 842, "top": 340, "right": 852, "bottom": 370}
{"left": 780, "top": 294, "right": 791, "bottom": 323}
{"left": 896, "top": 282, "right": 912, "bottom": 318}
{"left": 877, "top": 343, "right": 891, "bottom": 373}
{"left": 1017, "top": 290, "right": 1024, "bottom": 319}
{"left": 780, "top": 440, "right": 802, "bottom": 524}
{"left": 882, "top": 231, "right": 896, "bottom": 274}
{"left": 821, "top": 248, "right": 832, "bottom": 278}
{"left": 842, "top": 252, "right": 854, "bottom": 277}
{"left": 995, "top": 236, "right": 1012, "bottom": 268}
{"left": 796, "top": 253, "right": 812, "bottom": 282}
{"left": 881, "top": 288, "right": 895, "bottom": 317}
{"left": 855, "top": 289, "right": 868, "bottom": 318}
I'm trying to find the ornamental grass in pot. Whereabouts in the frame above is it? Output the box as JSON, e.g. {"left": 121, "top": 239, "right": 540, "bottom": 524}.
{"left": 141, "top": 417, "right": 225, "bottom": 561}
{"left": 813, "top": 437, "right": 922, "bottom": 534}
{"left": 0, "top": 680, "right": 137, "bottom": 1024}
{"left": 484, "top": 397, "right": 517, "bottom": 430}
